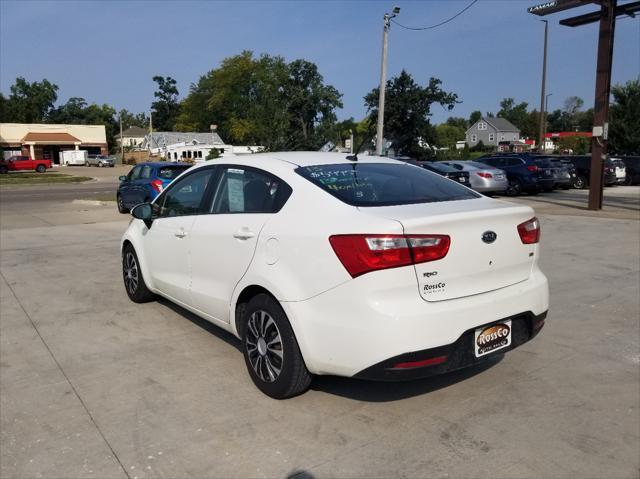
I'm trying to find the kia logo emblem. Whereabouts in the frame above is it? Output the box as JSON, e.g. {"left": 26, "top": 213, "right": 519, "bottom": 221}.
{"left": 482, "top": 231, "right": 497, "bottom": 244}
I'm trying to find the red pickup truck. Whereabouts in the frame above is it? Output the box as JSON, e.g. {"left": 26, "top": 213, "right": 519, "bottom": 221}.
{"left": 0, "top": 155, "right": 52, "bottom": 174}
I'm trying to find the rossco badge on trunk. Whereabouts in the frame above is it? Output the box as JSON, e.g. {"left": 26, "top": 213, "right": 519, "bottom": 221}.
{"left": 474, "top": 320, "right": 512, "bottom": 357}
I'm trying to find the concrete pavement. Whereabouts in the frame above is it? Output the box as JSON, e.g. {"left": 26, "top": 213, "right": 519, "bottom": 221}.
{"left": 0, "top": 185, "right": 639, "bottom": 478}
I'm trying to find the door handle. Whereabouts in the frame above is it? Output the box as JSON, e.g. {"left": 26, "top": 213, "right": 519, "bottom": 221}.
{"left": 175, "top": 229, "right": 187, "bottom": 238}
{"left": 233, "top": 229, "right": 255, "bottom": 240}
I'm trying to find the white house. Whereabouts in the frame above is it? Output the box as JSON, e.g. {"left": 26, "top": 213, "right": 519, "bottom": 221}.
{"left": 114, "top": 126, "right": 147, "bottom": 150}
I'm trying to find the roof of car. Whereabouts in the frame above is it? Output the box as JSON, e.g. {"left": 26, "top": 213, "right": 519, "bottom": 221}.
{"left": 136, "top": 161, "right": 192, "bottom": 167}
{"left": 188, "top": 152, "right": 400, "bottom": 171}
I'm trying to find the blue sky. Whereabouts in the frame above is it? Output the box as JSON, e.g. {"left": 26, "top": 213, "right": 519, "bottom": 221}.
{"left": 1, "top": 0, "right": 638, "bottom": 125}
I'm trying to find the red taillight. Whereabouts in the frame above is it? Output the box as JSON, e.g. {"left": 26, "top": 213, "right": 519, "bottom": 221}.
{"left": 477, "top": 172, "right": 493, "bottom": 178}
{"left": 151, "top": 179, "right": 164, "bottom": 193}
{"left": 517, "top": 217, "right": 540, "bottom": 244}
{"left": 329, "top": 234, "right": 450, "bottom": 278}
{"left": 393, "top": 355, "right": 447, "bottom": 369}
{"left": 527, "top": 165, "right": 539, "bottom": 172}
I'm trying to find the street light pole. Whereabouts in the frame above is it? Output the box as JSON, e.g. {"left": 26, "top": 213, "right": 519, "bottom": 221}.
{"left": 543, "top": 93, "right": 552, "bottom": 151}
{"left": 538, "top": 20, "right": 549, "bottom": 153}
{"left": 376, "top": 6, "right": 400, "bottom": 156}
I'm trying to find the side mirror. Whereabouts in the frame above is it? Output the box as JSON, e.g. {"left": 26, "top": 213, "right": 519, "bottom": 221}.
{"left": 119, "top": 175, "right": 127, "bottom": 182}
{"left": 131, "top": 203, "right": 153, "bottom": 229}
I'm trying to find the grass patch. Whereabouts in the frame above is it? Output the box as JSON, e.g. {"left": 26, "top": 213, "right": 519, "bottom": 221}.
{"left": 0, "top": 173, "right": 93, "bottom": 185}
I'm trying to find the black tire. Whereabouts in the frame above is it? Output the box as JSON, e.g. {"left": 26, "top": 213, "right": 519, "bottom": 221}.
{"left": 241, "top": 293, "right": 311, "bottom": 399}
{"left": 574, "top": 175, "right": 588, "bottom": 189}
{"left": 505, "top": 178, "right": 522, "bottom": 197}
{"left": 35, "top": 164, "right": 46, "bottom": 173}
{"left": 0, "top": 166, "right": 7, "bottom": 174}
{"left": 122, "top": 244, "right": 155, "bottom": 303}
{"left": 117, "top": 194, "right": 129, "bottom": 214}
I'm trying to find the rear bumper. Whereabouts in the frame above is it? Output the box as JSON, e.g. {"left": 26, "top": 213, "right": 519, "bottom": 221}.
{"left": 281, "top": 266, "right": 549, "bottom": 378}
{"left": 354, "top": 311, "right": 546, "bottom": 381}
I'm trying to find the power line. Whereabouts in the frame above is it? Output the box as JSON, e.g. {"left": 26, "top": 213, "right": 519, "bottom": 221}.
{"left": 391, "top": 0, "right": 479, "bottom": 31}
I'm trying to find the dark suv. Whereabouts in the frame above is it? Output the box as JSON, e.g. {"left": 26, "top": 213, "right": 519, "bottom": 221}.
{"left": 562, "top": 155, "right": 618, "bottom": 189}
{"left": 476, "top": 154, "right": 555, "bottom": 196}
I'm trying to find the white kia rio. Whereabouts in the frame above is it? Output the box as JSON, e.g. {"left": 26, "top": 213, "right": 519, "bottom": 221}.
{"left": 121, "top": 152, "right": 549, "bottom": 398}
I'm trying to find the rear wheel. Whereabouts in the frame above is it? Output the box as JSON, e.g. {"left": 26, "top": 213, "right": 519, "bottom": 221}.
{"left": 122, "top": 244, "right": 155, "bottom": 303}
{"left": 574, "top": 175, "right": 587, "bottom": 189}
{"left": 241, "top": 294, "right": 311, "bottom": 399}
{"left": 35, "top": 164, "right": 46, "bottom": 173}
{"left": 0, "top": 166, "right": 7, "bottom": 174}
{"left": 505, "top": 178, "right": 522, "bottom": 196}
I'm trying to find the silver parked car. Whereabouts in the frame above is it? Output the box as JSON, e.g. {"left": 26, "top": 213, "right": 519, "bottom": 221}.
{"left": 441, "top": 161, "right": 508, "bottom": 194}
{"left": 86, "top": 154, "right": 114, "bottom": 167}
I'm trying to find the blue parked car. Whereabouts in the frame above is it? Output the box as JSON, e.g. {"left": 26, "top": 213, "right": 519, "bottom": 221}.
{"left": 475, "top": 154, "right": 555, "bottom": 196}
{"left": 117, "top": 162, "right": 191, "bottom": 213}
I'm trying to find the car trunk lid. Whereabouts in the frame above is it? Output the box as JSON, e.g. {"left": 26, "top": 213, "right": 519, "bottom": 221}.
{"left": 360, "top": 198, "right": 538, "bottom": 302}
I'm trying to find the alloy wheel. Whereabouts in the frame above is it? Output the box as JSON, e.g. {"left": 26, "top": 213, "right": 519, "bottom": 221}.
{"left": 123, "top": 252, "right": 139, "bottom": 295}
{"left": 245, "top": 310, "right": 283, "bottom": 383}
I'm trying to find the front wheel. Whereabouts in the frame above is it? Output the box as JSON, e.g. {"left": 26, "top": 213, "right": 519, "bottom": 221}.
{"left": 0, "top": 166, "right": 7, "bottom": 174}
{"left": 242, "top": 294, "right": 311, "bottom": 399}
{"left": 117, "top": 195, "right": 129, "bottom": 214}
{"left": 35, "top": 164, "right": 46, "bottom": 173}
{"left": 122, "top": 245, "right": 155, "bottom": 303}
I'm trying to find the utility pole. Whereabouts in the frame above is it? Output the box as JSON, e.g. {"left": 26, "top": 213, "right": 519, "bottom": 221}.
{"left": 543, "top": 93, "right": 552, "bottom": 150}
{"left": 119, "top": 111, "right": 124, "bottom": 165}
{"left": 527, "top": 0, "right": 637, "bottom": 211}
{"left": 538, "top": 20, "right": 548, "bottom": 153}
{"left": 149, "top": 111, "right": 153, "bottom": 159}
{"left": 588, "top": 0, "right": 617, "bottom": 210}
{"left": 349, "top": 129, "right": 354, "bottom": 154}
{"left": 376, "top": 6, "right": 400, "bottom": 156}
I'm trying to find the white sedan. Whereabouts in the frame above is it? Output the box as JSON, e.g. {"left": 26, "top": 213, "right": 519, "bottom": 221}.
{"left": 121, "top": 152, "right": 549, "bottom": 399}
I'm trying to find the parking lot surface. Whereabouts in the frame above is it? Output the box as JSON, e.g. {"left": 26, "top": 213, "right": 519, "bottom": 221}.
{"left": 1, "top": 182, "right": 639, "bottom": 478}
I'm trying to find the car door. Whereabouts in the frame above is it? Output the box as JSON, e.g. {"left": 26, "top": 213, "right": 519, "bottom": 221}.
{"left": 135, "top": 165, "right": 154, "bottom": 203}
{"left": 189, "top": 166, "right": 292, "bottom": 322}
{"left": 15, "top": 156, "right": 30, "bottom": 171}
{"left": 121, "top": 166, "right": 142, "bottom": 208}
{"left": 143, "top": 167, "right": 218, "bottom": 305}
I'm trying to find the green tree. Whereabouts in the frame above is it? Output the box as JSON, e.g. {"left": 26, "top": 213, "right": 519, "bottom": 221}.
{"left": 609, "top": 79, "right": 639, "bottom": 154}
{"left": 48, "top": 97, "right": 118, "bottom": 151}
{"left": 364, "top": 70, "right": 459, "bottom": 158}
{"left": 436, "top": 124, "right": 465, "bottom": 149}
{"left": 497, "top": 98, "right": 529, "bottom": 130}
{"left": 151, "top": 76, "right": 180, "bottom": 131}
{"left": 469, "top": 110, "right": 482, "bottom": 125}
{"left": 285, "top": 59, "right": 343, "bottom": 149}
{"left": 1, "top": 77, "right": 58, "bottom": 122}
{"left": 206, "top": 148, "right": 221, "bottom": 160}
{"left": 119, "top": 109, "right": 149, "bottom": 129}
{"left": 446, "top": 116, "right": 468, "bottom": 130}
{"left": 175, "top": 51, "right": 343, "bottom": 151}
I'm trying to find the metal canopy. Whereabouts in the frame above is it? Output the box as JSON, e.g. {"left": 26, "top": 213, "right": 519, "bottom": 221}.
{"left": 559, "top": 0, "right": 640, "bottom": 25}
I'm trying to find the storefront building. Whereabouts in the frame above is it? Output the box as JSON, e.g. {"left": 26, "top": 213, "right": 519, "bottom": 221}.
{"left": 0, "top": 123, "right": 108, "bottom": 164}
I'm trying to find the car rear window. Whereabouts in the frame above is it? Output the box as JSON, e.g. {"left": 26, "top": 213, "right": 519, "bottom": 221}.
{"left": 158, "top": 166, "right": 190, "bottom": 180}
{"left": 296, "top": 162, "right": 479, "bottom": 207}
{"left": 424, "top": 162, "right": 458, "bottom": 173}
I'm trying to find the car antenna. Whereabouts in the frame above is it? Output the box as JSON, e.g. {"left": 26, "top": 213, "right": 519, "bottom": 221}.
{"left": 346, "top": 132, "right": 374, "bottom": 162}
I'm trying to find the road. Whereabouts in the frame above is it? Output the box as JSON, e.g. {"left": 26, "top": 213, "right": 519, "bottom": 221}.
{"left": 0, "top": 182, "right": 117, "bottom": 206}
{"left": 0, "top": 179, "right": 638, "bottom": 478}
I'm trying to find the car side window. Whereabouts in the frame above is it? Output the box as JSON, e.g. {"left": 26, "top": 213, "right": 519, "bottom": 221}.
{"left": 211, "top": 167, "right": 291, "bottom": 214}
{"left": 484, "top": 158, "right": 502, "bottom": 167}
{"left": 155, "top": 168, "right": 215, "bottom": 218}
{"left": 140, "top": 165, "right": 152, "bottom": 179}
{"left": 507, "top": 158, "right": 522, "bottom": 167}
{"left": 129, "top": 166, "right": 142, "bottom": 181}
